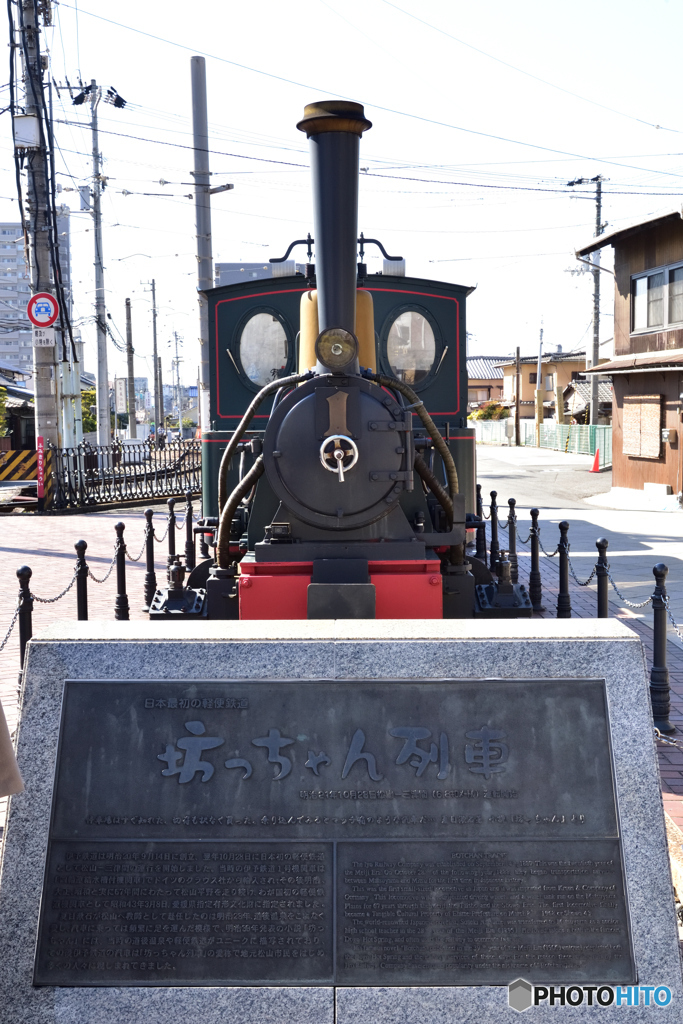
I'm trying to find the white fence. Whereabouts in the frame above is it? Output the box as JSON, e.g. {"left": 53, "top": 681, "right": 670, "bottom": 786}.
{"left": 472, "top": 419, "right": 612, "bottom": 468}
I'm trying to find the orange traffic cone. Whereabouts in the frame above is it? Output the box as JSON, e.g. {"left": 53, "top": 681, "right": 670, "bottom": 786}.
{"left": 589, "top": 449, "right": 600, "bottom": 473}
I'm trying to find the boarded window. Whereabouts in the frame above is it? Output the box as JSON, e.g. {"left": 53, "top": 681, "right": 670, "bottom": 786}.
{"left": 622, "top": 395, "right": 661, "bottom": 458}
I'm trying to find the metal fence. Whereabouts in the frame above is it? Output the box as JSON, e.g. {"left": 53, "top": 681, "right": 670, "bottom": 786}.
{"left": 472, "top": 420, "right": 612, "bottom": 468}
{"left": 50, "top": 439, "right": 202, "bottom": 509}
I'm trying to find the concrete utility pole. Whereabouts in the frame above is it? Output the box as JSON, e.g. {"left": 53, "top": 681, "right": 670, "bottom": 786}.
{"left": 514, "top": 346, "right": 521, "bottom": 446}
{"left": 19, "top": 0, "right": 60, "bottom": 446}
{"left": 125, "top": 298, "right": 137, "bottom": 439}
{"left": 157, "top": 355, "right": 164, "bottom": 427}
{"left": 145, "top": 280, "right": 160, "bottom": 431}
{"left": 535, "top": 325, "right": 544, "bottom": 447}
{"left": 191, "top": 57, "right": 212, "bottom": 432}
{"left": 567, "top": 175, "right": 607, "bottom": 425}
{"left": 90, "top": 80, "right": 110, "bottom": 445}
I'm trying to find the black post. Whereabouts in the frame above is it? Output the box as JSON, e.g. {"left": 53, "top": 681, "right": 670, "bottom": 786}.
{"left": 143, "top": 508, "right": 157, "bottom": 613}
{"left": 167, "top": 497, "right": 176, "bottom": 569}
{"left": 17, "top": 565, "right": 33, "bottom": 672}
{"left": 475, "top": 484, "right": 486, "bottom": 562}
{"left": 651, "top": 563, "right": 674, "bottom": 733}
{"left": 529, "top": 508, "right": 543, "bottom": 612}
{"left": 507, "top": 498, "right": 518, "bottom": 583}
{"left": 199, "top": 529, "right": 210, "bottom": 560}
{"left": 596, "top": 538, "right": 609, "bottom": 618}
{"left": 556, "top": 521, "right": 571, "bottom": 619}
{"left": 184, "top": 490, "right": 196, "bottom": 571}
{"left": 489, "top": 490, "right": 500, "bottom": 574}
{"left": 75, "top": 540, "right": 88, "bottom": 621}
{"left": 114, "top": 522, "right": 130, "bottom": 621}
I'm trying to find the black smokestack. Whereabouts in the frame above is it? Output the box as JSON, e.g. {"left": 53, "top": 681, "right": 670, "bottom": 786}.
{"left": 297, "top": 101, "right": 372, "bottom": 336}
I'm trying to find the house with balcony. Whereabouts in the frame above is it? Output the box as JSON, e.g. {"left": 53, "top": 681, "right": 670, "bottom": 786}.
{"left": 495, "top": 349, "right": 587, "bottom": 419}
{"left": 577, "top": 208, "right": 683, "bottom": 500}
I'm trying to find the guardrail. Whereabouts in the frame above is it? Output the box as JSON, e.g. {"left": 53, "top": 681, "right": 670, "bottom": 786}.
{"left": 49, "top": 438, "right": 201, "bottom": 509}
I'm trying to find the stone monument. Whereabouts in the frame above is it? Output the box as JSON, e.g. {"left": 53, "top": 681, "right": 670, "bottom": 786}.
{"left": 0, "top": 618, "right": 681, "bottom": 1021}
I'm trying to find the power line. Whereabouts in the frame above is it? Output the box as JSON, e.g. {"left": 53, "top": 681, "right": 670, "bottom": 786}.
{"left": 377, "top": 0, "right": 681, "bottom": 135}
{"left": 54, "top": 3, "right": 683, "bottom": 179}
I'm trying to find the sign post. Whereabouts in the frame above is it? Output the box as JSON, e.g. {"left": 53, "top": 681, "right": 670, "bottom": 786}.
{"left": 36, "top": 435, "right": 45, "bottom": 510}
{"left": 27, "top": 293, "right": 59, "bottom": 352}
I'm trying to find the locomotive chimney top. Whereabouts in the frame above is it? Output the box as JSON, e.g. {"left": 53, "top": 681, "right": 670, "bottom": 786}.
{"left": 297, "top": 100, "right": 372, "bottom": 138}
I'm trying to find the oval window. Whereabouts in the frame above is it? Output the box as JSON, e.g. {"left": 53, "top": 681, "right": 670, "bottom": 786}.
{"left": 237, "top": 312, "right": 289, "bottom": 387}
{"left": 386, "top": 310, "right": 436, "bottom": 385}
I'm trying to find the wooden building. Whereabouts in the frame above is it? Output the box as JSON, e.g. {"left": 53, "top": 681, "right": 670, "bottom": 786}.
{"left": 466, "top": 355, "right": 504, "bottom": 411}
{"left": 578, "top": 209, "right": 683, "bottom": 498}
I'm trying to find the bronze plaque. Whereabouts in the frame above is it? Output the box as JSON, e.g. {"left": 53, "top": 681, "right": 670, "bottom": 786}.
{"left": 34, "top": 679, "right": 634, "bottom": 986}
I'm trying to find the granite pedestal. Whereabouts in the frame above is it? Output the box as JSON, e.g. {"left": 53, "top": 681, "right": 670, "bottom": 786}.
{"left": 0, "top": 619, "right": 680, "bottom": 1022}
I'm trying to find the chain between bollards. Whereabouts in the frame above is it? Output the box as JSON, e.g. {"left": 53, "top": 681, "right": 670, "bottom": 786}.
{"left": 596, "top": 538, "right": 609, "bottom": 618}
{"left": 651, "top": 563, "right": 674, "bottom": 733}
{"left": 556, "top": 521, "right": 571, "bottom": 619}
{"left": 143, "top": 508, "right": 157, "bottom": 613}
{"left": 75, "top": 540, "right": 89, "bottom": 621}
{"left": 114, "top": 522, "right": 130, "bottom": 621}
{"left": 185, "top": 490, "right": 196, "bottom": 572}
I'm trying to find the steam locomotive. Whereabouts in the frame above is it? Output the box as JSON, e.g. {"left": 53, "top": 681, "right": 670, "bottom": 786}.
{"left": 173, "top": 100, "right": 530, "bottom": 621}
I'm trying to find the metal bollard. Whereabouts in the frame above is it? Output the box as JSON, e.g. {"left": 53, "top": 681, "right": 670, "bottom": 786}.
{"left": 507, "top": 498, "right": 518, "bottom": 583}
{"left": 75, "top": 540, "right": 89, "bottom": 621}
{"left": 474, "top": 484, "right": 487, "bottom": 562}
{"left": 167, "top": 497, "right": 176, "bottom": 568}
{"left": 650, "top": 563, "right": 674, "bottom": 733}
{"left": 596, "top": 538, "right": 609, "bottom": 618}
{"left": 199, "top": 529, "right": 210, "bottom": 560}
{"left": 476, "top": 482, "right": 483, "bottom": 520}
{"left": 489, "top": 490, "right": 500, "bottom": 574}
{"left": 114, "top": 522, "right": 130, "bottom": 621}
{"left": 556, "top": 521, "right": 571, "bottom": 619}
{"left": 529, "top": 508, "right": 543, "bottom": 611}
{"left": 143, "top": 508, "right": 157, "bottom": 613}
{"left": 17, "top": 565, "right": 33, "bottom": 673}
{"left": 184, "top": 490, "right": 196, "bottom": 571}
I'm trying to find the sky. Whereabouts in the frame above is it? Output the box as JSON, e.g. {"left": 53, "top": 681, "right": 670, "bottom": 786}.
{"left": 4, "top": 0, "right": 683, "bottom": 389}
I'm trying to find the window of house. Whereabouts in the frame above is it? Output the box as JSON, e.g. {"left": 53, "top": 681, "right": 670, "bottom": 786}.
{"left": 622, "top": 394, "right": 662, "bottom": 458}
{"left": 632, "top": 264, "right": 683, "bottom": 331}
{"left": 468, "top": 389, "right": 489, "bottom": 403}
{"left": 545, "top": 374, "right": 555, "bottom": 392}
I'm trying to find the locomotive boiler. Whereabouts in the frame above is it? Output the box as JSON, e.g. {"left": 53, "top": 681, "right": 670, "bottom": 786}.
{"left": 183, "top": 99, "right": 528, "bottom": 621}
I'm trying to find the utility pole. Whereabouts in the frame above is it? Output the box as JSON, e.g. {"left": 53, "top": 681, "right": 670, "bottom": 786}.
{"left": 142, "top": 279, "right": 160, "bottom": 432}
{"left": 514, "top": 346, "right": 521, "bottom": 446}
{"left": 17, "top": 1, "right": 61, "bottom": 445}
{"left": 125, "top": 298, "right": 137, "bottom": 439}
{"left": 89, "top": 81, "right": 110, "bottom": 445}
{"left": 157, "top": 355, "right": 164, "bottom": 428}
{"left": 191, "top": 57, "right": 212, "bottom": 433}
{"left": 535, "top": 325, "right": 544, "bottom": 447}
{"left": 170, "top": 331, "right": 183, "bottom": 427}
{"left": 567, "top": 175, "right": 607, "bottom": 425}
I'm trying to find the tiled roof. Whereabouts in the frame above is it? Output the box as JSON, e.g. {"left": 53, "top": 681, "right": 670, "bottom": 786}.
{"left": 563, "top": 380, "right": 613, "bottom": 404}
{"left": 467, "top": 356, "right": 504, "bottom": 380}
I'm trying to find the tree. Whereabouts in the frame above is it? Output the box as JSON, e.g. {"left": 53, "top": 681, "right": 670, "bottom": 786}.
{"left": 81, "top": 388, "right": 97, "bottom": 433}
{"left": 0, "top": 386, "right": 7, "bottom": 437}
